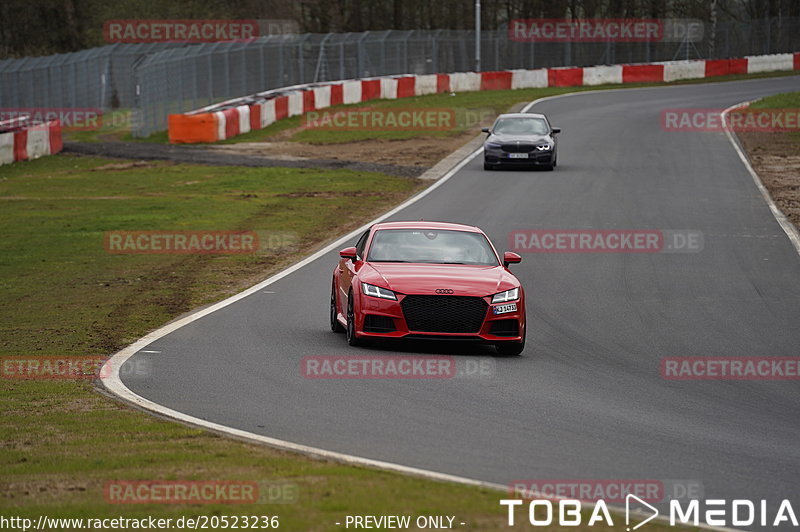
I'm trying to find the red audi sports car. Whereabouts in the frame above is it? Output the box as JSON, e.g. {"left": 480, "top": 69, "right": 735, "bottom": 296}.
{"left": 330, "top": 221, "right": 526, "bottom": 355}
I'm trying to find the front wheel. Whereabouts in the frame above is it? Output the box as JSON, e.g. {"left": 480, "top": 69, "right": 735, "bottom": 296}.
{"left": 346, "top": 291, "right": 363, "bottom": 346}
{"left": 330, "top": 280, "right": 344, "bottom": 333}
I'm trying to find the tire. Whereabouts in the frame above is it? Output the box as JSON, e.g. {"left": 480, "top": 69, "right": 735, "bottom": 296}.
{"left": 330, "top": 280, "right": 344, "bottom": 333}
{"left": 496, "top": 340, "right": 525, "bottom": 356}
{"left": 346, "top": 290, "right": 363, "bottom": 346}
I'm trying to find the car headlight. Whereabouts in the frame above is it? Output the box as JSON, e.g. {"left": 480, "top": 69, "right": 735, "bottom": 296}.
{"left": 362, "top": 282, "right": 397, "bottom": 300}
{"left": 491, "top": 287, "right": 519, "bottom": 303}
{"left": 485, "top": 142, "right": 502, "bottom": 149}
{"left": 535, "top": 144, "right": 553, "bottom": 151}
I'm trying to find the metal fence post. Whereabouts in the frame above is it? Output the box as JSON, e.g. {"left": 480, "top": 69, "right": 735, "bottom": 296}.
{"left": 339, "top": 34, "right": 346, "bottom": 80}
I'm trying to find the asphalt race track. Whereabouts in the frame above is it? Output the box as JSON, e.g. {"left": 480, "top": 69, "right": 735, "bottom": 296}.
{"left": 120, "top": 76, "right": 800, "bottom": 527}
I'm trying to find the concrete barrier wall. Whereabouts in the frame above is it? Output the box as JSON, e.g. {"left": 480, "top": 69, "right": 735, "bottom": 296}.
{"left": 167, "top": 53, "right": 800, "bottom": 144}
{"left": 510, "top": 69, "right": 548, "bottom": 89}
{"left": 0, "top": 120, "right": 62, "bottom": 166}
{"left": 449, "top": 72, "right": 482, "bottom": 93}
{"left": 414, "top": 75, "right": 438, "bottom": 96}
{"left": 746, "top": 53, "right": 795, "bottom": 74}
{"left": 312, "top": 86, "right": 330, "bottom": 110}
{"left": 583, "top": 65, "right": 623, "bottom": 86}
{"left": 381, "top": 78, "right": 398, "bottom": 100}
{"left": 662, "top": 60, "right": 706, "bottom": 82}
{"left": 342, "top": 81, "right": 362, "bottom": 105}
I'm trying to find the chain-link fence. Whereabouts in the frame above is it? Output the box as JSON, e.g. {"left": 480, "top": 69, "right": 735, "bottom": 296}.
{"left": 0, "top": 43, "right": 188, "bottom": 112}
{"left": 1, "top": 18, "right": 799, "bottom": 137}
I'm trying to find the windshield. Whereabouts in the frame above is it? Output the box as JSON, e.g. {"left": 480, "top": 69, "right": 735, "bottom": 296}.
{"left": 367, "top": 229, "right": 499, "bottom": 266}
{"left": 493, "top": 117, "right": 549, "bottom": 136}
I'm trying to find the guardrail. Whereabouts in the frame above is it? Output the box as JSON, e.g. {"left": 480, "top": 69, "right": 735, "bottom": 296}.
{"left": 168, "top": 52, "right": 800, "bottom": 144}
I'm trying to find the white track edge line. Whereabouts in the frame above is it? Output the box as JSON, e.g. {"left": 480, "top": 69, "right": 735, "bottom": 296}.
{"left": 100, "top": 91, "right": 769, "bottom": 532}
{"left": 722, "top": 100, "right": 800, "bottom": 256}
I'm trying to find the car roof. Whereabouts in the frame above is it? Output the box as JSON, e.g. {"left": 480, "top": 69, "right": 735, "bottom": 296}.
{"left": 495, "top": 112, "right": 547, "bottom": 119}
{"left": 371, "top": 221, "right": 483, "bottom": 233}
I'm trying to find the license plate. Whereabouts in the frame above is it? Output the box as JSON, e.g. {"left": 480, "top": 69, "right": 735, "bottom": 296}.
{"left": 508, "top": 153, "right": 528, "bottom": 159}
{"left": 493, "top": 303, "right": 517, "bottom": 315}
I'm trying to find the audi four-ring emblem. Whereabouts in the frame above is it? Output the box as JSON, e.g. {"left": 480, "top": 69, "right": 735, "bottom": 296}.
{"left": 435, "top": 289, "right": 454, "bottom": 294}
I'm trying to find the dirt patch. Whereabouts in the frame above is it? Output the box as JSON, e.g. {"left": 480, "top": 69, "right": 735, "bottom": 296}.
{"left": 209, "top": 133, "right": 476, "bottom": 168}
{"left": 737, "top": 131, "right": 800, "bottom": 228}
{"left": 64, "top": 142, "right": 426, "bottom": 178}
{"left": 275, "top": 190, "right": 389, "bottom": 199}
{"left": 92, "top": 161, "right": 166, "bottom": 171}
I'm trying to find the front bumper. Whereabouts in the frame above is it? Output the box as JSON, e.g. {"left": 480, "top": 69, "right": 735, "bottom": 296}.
{"left": 485, "top": 147, "right": 554, "bottom": 166}
{"left": 355, "top": 293, "right": 525, "bottom": 343}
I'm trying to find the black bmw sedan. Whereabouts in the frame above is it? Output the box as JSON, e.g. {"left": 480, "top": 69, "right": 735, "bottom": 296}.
{"left": 482, "top": 113, "right": 561, "bottom": 171}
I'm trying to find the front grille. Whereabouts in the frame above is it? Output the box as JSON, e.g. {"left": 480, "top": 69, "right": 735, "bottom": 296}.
{"left": 363, "top": 314, "right": 396, "bottom": 333}
{"left": 501, "top": 143, "right": 535, "bottom": 153}
{"left": 401, "top": 295, "right": 487, "bottom": 333}
{"left": 489, "top": 319, "right": 519, "bottom": 337}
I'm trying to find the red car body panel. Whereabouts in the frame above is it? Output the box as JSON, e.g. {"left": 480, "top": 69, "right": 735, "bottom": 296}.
{"left": 331, "top": 221, "right": 526, "bottom": 347}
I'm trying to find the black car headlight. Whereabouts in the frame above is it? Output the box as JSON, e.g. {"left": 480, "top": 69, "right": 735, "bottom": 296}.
{"left": 362, "top": 282, "right": 397, "bottom": 300}
{"left": 535, "top": 144, "right": 553, "bottom": 151}
{"left": 491, "top": 287, "right": 519, "bottom": 303}
{"left": 485, "top": 142, "right": 502, "bottom": 149}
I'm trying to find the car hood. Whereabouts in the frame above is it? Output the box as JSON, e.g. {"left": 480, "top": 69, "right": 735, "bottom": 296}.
{"left": 361, "top": 262, "right": 519, "bottom": 297}
{"left": 486, "top": 133, "right": 551, "bottom": 144}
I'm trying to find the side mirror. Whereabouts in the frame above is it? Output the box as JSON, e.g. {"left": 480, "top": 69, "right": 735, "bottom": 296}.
{"left": 503, "top": 251, "right": 522, "bottom": 268}
{"left": 481, "top": 127, "right": 490, "bottom": 133}
{"left": 551, "top": 127, "right": 561, "bottom": 134}
{"left": 339, "top": 246, "right": 357, "bottom": 261}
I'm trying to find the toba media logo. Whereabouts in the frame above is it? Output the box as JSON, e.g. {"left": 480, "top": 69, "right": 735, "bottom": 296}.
{"left": 500, "top": 497, "right": 799, "bottom": 529}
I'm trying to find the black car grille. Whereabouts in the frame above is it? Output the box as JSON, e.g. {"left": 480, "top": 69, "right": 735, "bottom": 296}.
{"left": 489, "top": 319, "right": 519, "bottom": 337}
{"left": 401, "top": 295, "right": 487, "bottom": 333}
{"left": 363, "top": 314, "right": 396, "bottom": 333}
{"left": 501, "top": 143, "right": 536, "bottom": 153}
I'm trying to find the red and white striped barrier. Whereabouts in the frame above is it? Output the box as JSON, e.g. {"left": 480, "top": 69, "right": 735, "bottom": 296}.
{"left": 168, "top": 52, "right": 800, "bottom": 144}
{"left": 0, "top": 120, "right": 63, "bottom": 166}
